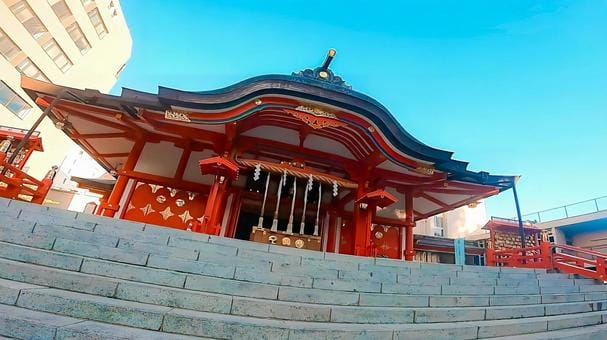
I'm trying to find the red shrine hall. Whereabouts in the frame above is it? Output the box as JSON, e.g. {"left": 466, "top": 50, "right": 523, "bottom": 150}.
{"left": 21, "top": 51, "right": 515, "bottom": 260}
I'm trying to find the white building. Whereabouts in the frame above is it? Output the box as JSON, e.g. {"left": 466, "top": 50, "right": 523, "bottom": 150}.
{"left": 0, "top": 0, "right": 131, "bottom": 209}
{"left": 415, "top": 200, "right": 489, "bottom": 239}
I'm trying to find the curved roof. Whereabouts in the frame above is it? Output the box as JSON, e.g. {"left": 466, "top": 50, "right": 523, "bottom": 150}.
{"left": 20, "top": 61, "right": 516, "bottom": 192}
{"left": 148, "top": 70, "right": 515, "bottom": 191}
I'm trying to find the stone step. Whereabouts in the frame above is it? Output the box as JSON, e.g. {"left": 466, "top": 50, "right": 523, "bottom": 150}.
{"left": 0, "top": 240, "right": 603, "bottom": 311}
{"left": 0, "top": 210, "right": 560, "bottom": 284}
{"left": 0, "top": 224, "right": 581, "bottom": 291}
{"left": 0, "top": 304, "right": 202, "bottom": 340}
{"left": 0, "top": 206, "right": 600, "bottom": 287}
{"left": 4, "top": 281, "right": 607, "bottom": 339}
{"left": 0, "top": 278, "right": 39, "bottom": 305}
{"left": 1, "top": 205, "right": 557, "bottom": 280}
{"left": 0, "top": 230, "right": 553, "bottom": 291}
{"left": 1, "top": 200, "right": 607, "bottom": 338}
{"left": 4, "top": 253, "right": 603, "bottom": 317}
{"left": 15, "top": 288, "right": 173, "bottom": 330}
{"left": 491, "top": 322, "right": 607, "bottom": 339}
{"left": 0, "top": 301, "right": 82, "bottom": 339}
{"left": 1, "top": 261, "right": 606, "bottom": 326}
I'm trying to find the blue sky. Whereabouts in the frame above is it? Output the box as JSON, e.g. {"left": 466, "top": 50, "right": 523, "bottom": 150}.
{"left": 113, "top": 0, "right": 607, "bottom": 218}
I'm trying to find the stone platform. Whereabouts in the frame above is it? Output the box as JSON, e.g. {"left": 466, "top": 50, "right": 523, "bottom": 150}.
{"left": 0, "top": 198, "right": 606, "bottom": 339}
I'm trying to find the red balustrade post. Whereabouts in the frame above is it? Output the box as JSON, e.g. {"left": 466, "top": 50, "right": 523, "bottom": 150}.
{"left": 31, "top": 166, "right": 57, "bottom": 204}
{"left": 486, "top": 247, "right": 495, "bottom": 266}
{"left": 509, "top": 251, "right": 519, "bottom": 268}
{"left": 4, "top": 170, "right": 25, "bottom": 199}
{"left": 596, "top": 257, "right": 606, "bottom": 281}
{"left": 540, "top": 241, "right": 553, "bottom": 270}
{"left": 0, "top": 137, "right": 13, "bottom": 167}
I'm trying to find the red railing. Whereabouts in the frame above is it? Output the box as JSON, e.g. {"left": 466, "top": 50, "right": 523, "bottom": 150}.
{"left": 486, "top": 242, "right": 606, "bottom": 281}
{"left": 0, "top": 158, "right": 55, "bottom": 204}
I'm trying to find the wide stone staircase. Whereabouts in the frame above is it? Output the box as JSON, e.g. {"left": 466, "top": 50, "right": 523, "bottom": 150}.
{"left": 0, "top": 198, "right": 606, "bottom": 339}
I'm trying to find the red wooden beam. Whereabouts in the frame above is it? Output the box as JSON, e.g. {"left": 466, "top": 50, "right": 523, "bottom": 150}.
{"left": 78, "top": 132, "right": 131, "bottom": 139}
{"left": 121, "top": 170, "right": 211, "bottom": 193}
{"left": 98, "top": 152, "right": 131, "bottom": 158}
{"left": 174, "top": 141, "right": 192, "bottom": 180}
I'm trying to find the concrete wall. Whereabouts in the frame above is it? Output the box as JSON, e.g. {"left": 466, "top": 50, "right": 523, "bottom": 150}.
{"left": 571, "top": 231, "right": 607, "bottom": 253}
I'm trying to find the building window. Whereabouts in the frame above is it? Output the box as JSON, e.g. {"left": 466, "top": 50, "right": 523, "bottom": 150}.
{"left": 6, "top": 0, "right": 74, "bottom": 73}
{"left": 50, "top": 0, "right": 91, "bottom": 54}
{"left": 16, "top": 58, "right": 48, "bottom": 81}
{"left": 49, "top": 0, "right": 71, "bottom": 20}
{"left": 0, "top": 28, "right": 21, "bottom": 61}
{"left": 0, "top": 81, "right": 32, "bottom": 119}
{"left": 87, "top": 8, "right": 108, "bottom": 39}
{"left": 0, "top": 28, "right": 48, "bottom": 81}
{"left": 66, "top": 23, "right": 90, "bottom": 54}
{"left": 42, "top": 39, "right": 72, "bottom": 73}
{"left": 7, "top": 0, "right": 49, "bottom": 41}
{"left": 433, "top": 215, "right": 445, "bottom": 237}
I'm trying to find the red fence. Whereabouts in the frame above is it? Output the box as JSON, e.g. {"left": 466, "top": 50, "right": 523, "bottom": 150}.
{"left": 487, "top": 242, "right": 606, "bottom": 281}
{"left": 0, "top": 158, "right": 54, "bottom": 204}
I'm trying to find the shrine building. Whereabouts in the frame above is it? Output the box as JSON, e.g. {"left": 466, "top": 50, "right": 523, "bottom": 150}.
{"left": 20, "top": 50, "right": 516, "bottom": 260}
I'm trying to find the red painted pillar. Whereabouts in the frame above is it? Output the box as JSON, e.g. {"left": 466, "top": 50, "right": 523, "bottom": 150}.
{"left": 196, "top": 156, "right": 239, "bottom": 235}
{"left": 326, "top": 211, "right": 337, "bottom": 253}
{"left": 102, "top": 140, "right": 144, "bottom": 217}
{"left": 95, "top": 192, "right": 111, "bottom": 216}
{"left": 225, "top": 191, "right": 242, "bottom": 238}
{"left": 354, "top": 207, "right": 374, "bottom": 256}
{"left": 353, "top": 183, "right": 374, "bottom": 256}
{"left": 404, "top": 190, "right": 416, "bottom": 261}
{"left": 197, "top": 175, "right": 229, "bottom": 235}
{"left": 208, "top": 179, "right": 229, "bottom": 231}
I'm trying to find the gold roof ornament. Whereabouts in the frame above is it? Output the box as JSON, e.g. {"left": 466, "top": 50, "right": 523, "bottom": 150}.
{"left": 286, "top": 106, "right": 346, "bottom": 130}
{"left": 164, "top": 110, "right": 191, "bottom": 122}
{"left": 415, "top": 163, "right": 435, "bottom": 176}
{"left": 294, "top": 105, "right": 337, "bottom": 119}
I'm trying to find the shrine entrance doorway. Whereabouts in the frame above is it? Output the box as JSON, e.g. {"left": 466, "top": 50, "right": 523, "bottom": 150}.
{"left": 233, "top": 211, "right": 257, "bottom": 241}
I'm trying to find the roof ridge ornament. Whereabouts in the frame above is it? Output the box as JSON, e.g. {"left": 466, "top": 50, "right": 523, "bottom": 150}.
{"left": 292, "top": 49, "right": 352, "bottom": 89}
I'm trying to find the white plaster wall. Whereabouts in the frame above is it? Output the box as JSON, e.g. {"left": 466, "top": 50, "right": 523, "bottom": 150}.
{"left": 134, "top": 141, "right": 181, "bottom": 178}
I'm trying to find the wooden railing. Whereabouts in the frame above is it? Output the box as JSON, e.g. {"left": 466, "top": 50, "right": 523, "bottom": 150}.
{"left": 486, "top": 242, "right": 606, "bottom": 281}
